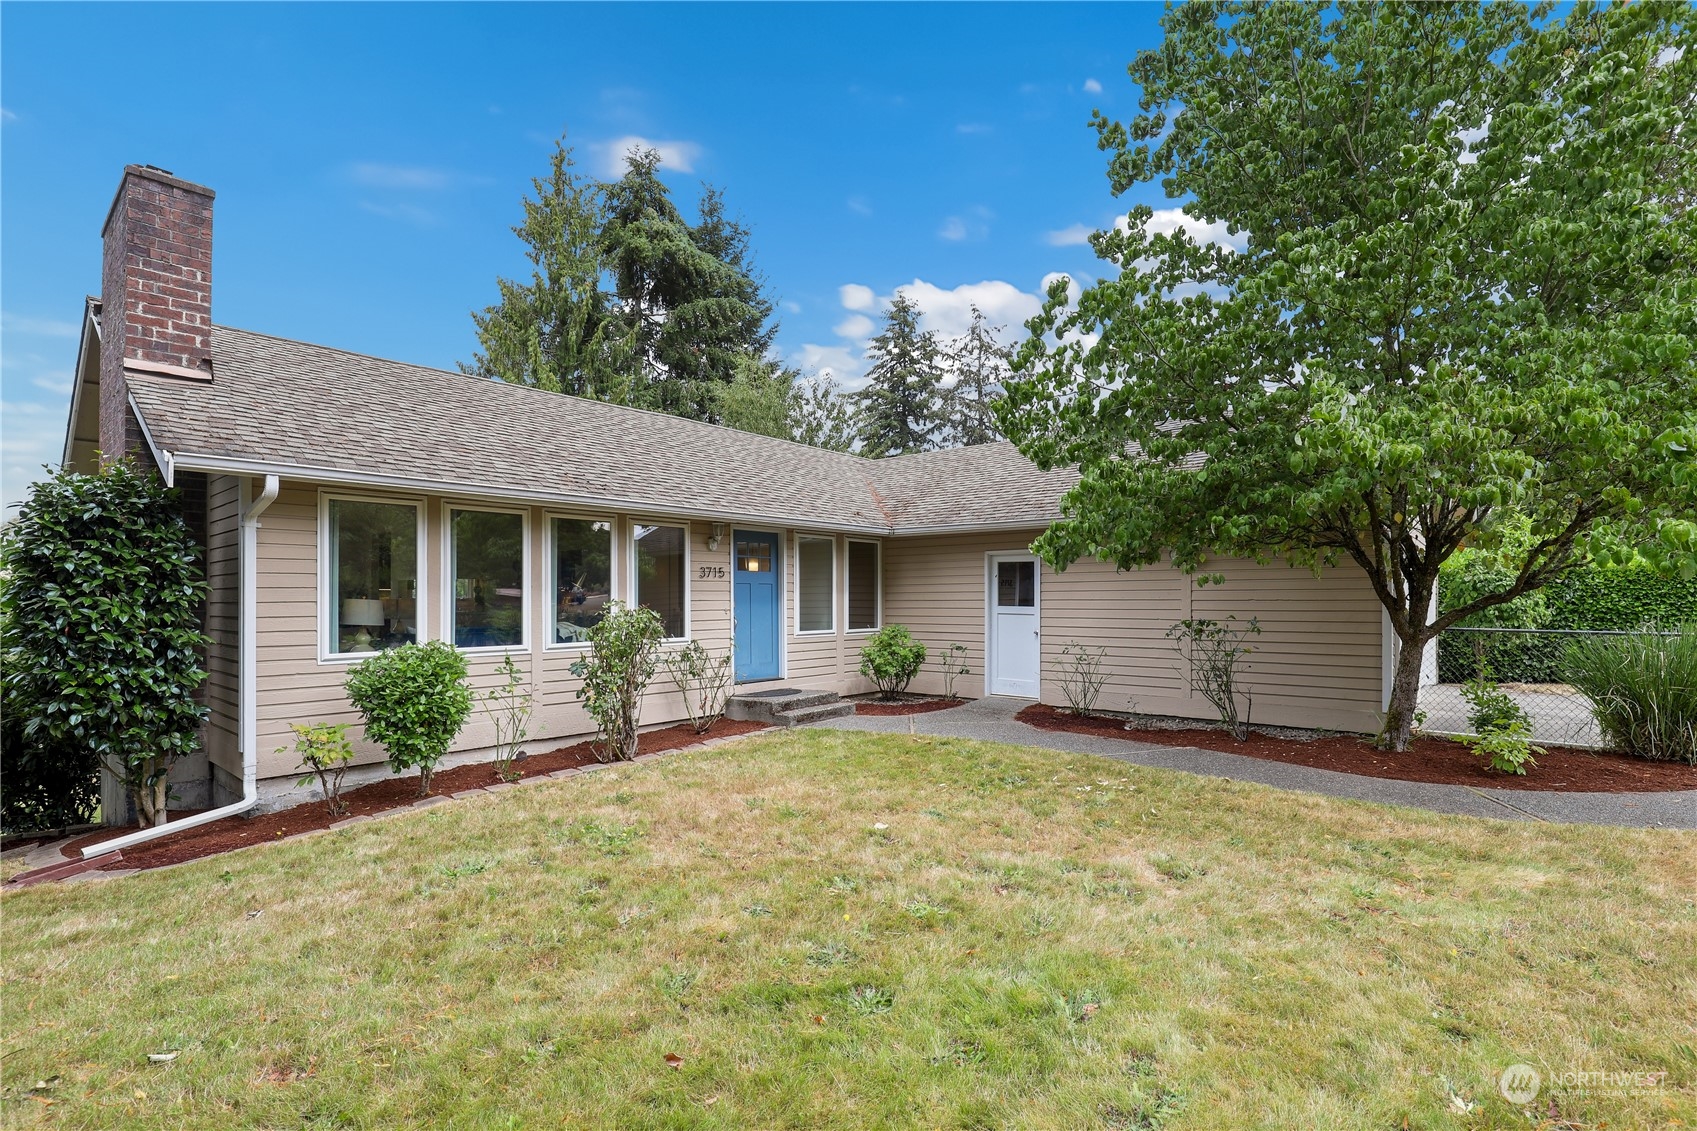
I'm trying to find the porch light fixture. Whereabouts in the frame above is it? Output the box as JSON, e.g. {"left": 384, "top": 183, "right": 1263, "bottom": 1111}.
{"left": 707, "top": 523, "right": 725, "bottom": 552}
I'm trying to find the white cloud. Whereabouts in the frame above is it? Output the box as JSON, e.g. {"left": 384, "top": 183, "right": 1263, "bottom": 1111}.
{"left": 1114, "top": 206, "right": 1246, "bottom": 251}
{"left": 839, "top": 284, "right": 876, "bottom": 312}
{"left": 956, "top": 123, "right": 992, "bottom": 135}
{"left": 349, "top": 162, "right": 453, "bottom": 191}
{"left": 1, "top": 312, "right": 79, "bottom": 338}
{"left": 833, "top": 314, "right": 875, "bottom": 341}
{"left": 938, "top": 205, "right": 993, "bottom": 243}
{"left": 1657, "top": 45, "right": 1685, "bottom": 67}
{"left": 31, "top": 373, "right": 73, "bottom": 396}
{"left": 1044, "top": 223, "right": 1094, "bottom": 247}
{"left": 592, "top": 135, "right": 703, "bottom": 178}
{"left": 847, "top": 196, "right": 873, "bottom": 216}
{"left": 1083, "top": 78, "right": 1103, "bottom": 94}
{"left": 0, "top": 107, "right": 16, "bottom": 123}
{"left": 894, "top": 278, "right": 1043, "bottom": 339}
{"left": 938, "top": 216, "right": 969, "bottom": 241}
{"left": 1, "top": 399, "right": 68, "bottom": 515}
{"left": 791, "top": 342, "right": 867, "bottom": 387}
{"left": 782, "top": 300, "right": 803, "bottom": 315}
{"left": 359, "top": 200, "right": 439, "bottom": 226}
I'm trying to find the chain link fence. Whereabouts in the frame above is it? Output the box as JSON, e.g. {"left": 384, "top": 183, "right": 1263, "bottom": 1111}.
{"left": 1418, "top": 626, "right": 1676, "bottom": 750}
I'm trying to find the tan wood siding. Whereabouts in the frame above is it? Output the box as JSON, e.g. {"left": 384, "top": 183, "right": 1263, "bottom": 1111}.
{"left": 201, "top": 474, "right": 242, "bottom": 776}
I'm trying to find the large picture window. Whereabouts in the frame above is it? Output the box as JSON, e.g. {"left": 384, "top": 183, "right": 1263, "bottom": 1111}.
{"left": 847, "top": 540, "right": 880, "bottom": 631}
{"left": 451, "top": 508, "right": 525, "bottom": 649}
{"left": 553, "top": 517, "right": 613, "bottom": 645}
{"left": 634, "top": 523, "right": 686, "bottom": 639}
{"left": 797, "top": 536, "right": 835, "bottom": 633}
{"left": 328, "top": 498, "right": 419, "bottom": 656}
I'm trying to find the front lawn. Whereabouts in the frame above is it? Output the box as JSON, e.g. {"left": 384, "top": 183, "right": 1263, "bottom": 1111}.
{"left": 2, "top": 729, "right": 1691, "bottom": 1129}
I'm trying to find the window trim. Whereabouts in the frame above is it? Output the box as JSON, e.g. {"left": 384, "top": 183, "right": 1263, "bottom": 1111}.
{"left": 317, "top": 490, "right": 429, "bottom": 665}
{"left": 793, "top": 533, "right": 837, "bottom": 637}
{"left": 441, "top": 500, "right": 533, "bottom": 655}
{"left": 544, "top": 510, "right": 619, "bottom": 652}
{"left": 844, "top": 538, "right": 882, "bottom": 634}
{"left": 629, "top": 517, "right": 691, "bottom": 643}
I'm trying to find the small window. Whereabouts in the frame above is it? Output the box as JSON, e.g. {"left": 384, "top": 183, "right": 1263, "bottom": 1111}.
{"left": 797, "top": 537, "right": 834, "bottom": 633}
{"left": 328, "top": 498, "right": 419, "bottom": 655}
{"left": 735, "top": 539, "right": 773, "bottom": 573}
{"left": 451, "top": 508, "right": 525, "bottom": 648}
{"left": 635, "top": 523, "right": 686, "bottom": 638}
{"left": 553, "top": 517, "right": 613, "bottom": 645}
{"left": 996, "top": 560, "right": 1035, "bottom": 608}
{"left": 847, "top": 540, "right": 879, "bottom": 631}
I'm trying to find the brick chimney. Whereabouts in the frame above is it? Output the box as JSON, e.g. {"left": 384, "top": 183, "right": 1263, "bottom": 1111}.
{"left": 99, "top": 165, "right": 215, "bottom": 463}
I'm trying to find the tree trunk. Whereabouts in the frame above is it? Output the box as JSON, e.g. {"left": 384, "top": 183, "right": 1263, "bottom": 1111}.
{"left": 132, "top": 764, "right": 169, "bottom": 827}
{"left": 1378, "top": 628, "right": 1430, "bottom": 752}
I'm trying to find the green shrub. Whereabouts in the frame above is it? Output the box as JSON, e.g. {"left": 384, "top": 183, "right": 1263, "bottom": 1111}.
{"left": 1460, "top": 675, "right": 1530, "bottom": 735}
{"left": 345, "top": 641, "right": 473, "bottom": 795}
{"left": 1564, "top": 626, "right": 1697, "bottom": 765}
{"left": 282, "top": 722, "right": 356, "bottom": 816}
{"left": 1461, "top": 720, "right": 1543, "bottom": 776}
{"left": 1167, "top": 617, "right": 1260, "bottom": 740}
{"left": 570, "top": 601, "right": 664, "bottom": 762}
{"left": 0, "top": 462, "right": 207, "bottom": 827}
{"left": 858, "top": 625, "right": 927, "bottom": 699}
{"left": 936, "top": 642, "right": 970, "bottom": 700}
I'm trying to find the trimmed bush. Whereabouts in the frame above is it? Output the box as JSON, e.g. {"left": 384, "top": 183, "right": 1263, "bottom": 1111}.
{"left": 345, "top": 641, "right": 473, "bottom": 795}
{"left": 570, "top": 601, "right": 664, "bottom": 762}
{"left": 1564, "top": 626, "right": 1697, "bottom": 765}
{"left": 859, "top": 625, "right": 927, "bottom": 700}
{"left": 0, "top": 462, "right": 207, "bottom": 828}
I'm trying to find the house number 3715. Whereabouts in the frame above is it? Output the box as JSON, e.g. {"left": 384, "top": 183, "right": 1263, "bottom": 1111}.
{"left": 698, "top": 565, "right": 727, "bottom": 580}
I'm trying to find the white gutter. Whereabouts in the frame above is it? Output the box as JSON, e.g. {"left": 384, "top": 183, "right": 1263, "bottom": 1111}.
{"left": 84, "top": 474, "right": 280, "bottom": 859}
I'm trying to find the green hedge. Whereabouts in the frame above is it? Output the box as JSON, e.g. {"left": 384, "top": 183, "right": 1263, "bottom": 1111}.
{"left": 1438, "top": 560, "right": 1697, "bottom": 684}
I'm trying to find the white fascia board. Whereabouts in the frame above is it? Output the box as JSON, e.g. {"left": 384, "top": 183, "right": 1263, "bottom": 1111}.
{"left": 164, "top": 451, "right": 896, "bottom": 536}
{"left": 59, "top": 307, "right": 103, "bottom": 468}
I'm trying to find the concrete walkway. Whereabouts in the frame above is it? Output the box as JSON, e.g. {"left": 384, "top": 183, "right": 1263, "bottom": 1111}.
{"left": 818, "top": 697, "right": 1697, "bottom": 830}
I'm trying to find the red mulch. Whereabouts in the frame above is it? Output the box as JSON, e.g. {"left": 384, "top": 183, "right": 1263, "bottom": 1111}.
{"left": 855, "top": 697, "right": 968, "bottom": 716}
{"left": 56, "top": 718, "right": 769, "bottom": 874}
{"left": 1015, "top": 703, "right": 1696, "bottom": 794}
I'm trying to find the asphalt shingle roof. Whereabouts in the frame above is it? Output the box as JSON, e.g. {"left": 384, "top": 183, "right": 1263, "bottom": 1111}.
{"left": 123, "top": 325, "right": 1075, "bottom": 535}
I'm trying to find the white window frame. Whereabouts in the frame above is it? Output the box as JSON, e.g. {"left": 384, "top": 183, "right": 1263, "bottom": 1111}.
{"left": 545, "top": 510, "right": 619, "bottom": 652}
{"left": 317, "top": 490, "right": 429, "bottom": 665}
{"left": 442, "top": 501, "right": 533, "bottom": 655}
{"left": 630, "top": 518, "right": 691, "bottom": 643}
{"left": 845, "top": 538, "right": 883, "bottom": 634}
{"left": 793, "top": 533, "right": 837, "bottom": 636}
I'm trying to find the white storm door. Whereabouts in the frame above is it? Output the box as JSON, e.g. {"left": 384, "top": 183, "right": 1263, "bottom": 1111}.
{"left": 988, "top": 555, "right": 1040, "bottom": 697}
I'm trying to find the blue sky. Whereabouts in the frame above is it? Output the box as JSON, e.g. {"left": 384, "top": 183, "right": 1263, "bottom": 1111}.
{"left": 2, "top": 2, "right": 1185, "bottom": 511}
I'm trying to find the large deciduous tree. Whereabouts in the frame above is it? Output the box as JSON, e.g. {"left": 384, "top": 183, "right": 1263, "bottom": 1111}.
{"left": 1000, "top": 1, "right": 1696, "bottom": 750}
{"left": 857, "top": 294, "right": 946, "bottom": 457}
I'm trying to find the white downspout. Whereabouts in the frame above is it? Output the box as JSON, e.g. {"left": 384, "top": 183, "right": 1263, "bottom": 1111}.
{"left": 84, "top": 474, "right": 280, "bottom": 859}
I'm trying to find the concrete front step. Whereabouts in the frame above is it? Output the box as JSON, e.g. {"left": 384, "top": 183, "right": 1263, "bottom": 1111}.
{"left": 726, "top": 688, "right": 842, "bottom": 723}
{"left": 775, "top": 702, "right": 856, "bottom": 728}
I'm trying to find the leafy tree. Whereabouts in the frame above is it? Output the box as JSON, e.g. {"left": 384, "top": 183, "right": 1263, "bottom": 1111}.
{"left": 461, "top": 141, "right": 637, "bottom": 401}
{"left": 1, "top": 462, "right": 207, "bottom": 826}
{"left": 570, "top": 600, "right": 665, "bottom": 762}
{"left": 714, "top": 354, "right": 800, "bottom": 439}
{"left": 942, "top": 305, "right": 1010, "bottom": 447}
{"left": 791, "top": 373, "right": 860, "bottom": 452}
{"left": 857, "top": 294, "right": 946, "bottom": 456}
{"left": 1000, "top": 1, "right": 1697, "bottom": 751}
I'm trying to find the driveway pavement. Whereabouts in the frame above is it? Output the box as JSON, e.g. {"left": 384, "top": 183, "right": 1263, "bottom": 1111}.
{"left": 817, "top": 697, "right": 1696, "bottom": 830}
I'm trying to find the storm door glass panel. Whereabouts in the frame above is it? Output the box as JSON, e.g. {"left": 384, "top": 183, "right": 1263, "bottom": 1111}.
{"left": 847, "top": 540, "right": 879, "bottom": 630}
{"left": 553, "top": 518, "right": 613, "bottom": 644}
{"left": 797, "top": 537, "right": 834, "bottom": 633}
{"left": 329, "top": 499, "right": 418, "bottom": 655}
{"left": 996, "top": 560, "right": 1035, "bottom": 608}
{"left": 635, "top": 524, "right": 686, "bottom": 638}
{"left": 452, "top": 509, "right": 525, "bottom": 648}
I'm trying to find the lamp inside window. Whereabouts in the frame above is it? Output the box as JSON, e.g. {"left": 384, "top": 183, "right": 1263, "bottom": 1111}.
{"left": 736, "top": 540, "right": 772, "bottom": 573}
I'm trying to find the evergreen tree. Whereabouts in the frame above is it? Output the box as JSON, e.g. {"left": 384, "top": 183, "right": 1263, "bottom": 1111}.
{"left": 942, "top": 305, "right": 1009, "bottom": 447}
{"left": 855, "top": 294, "right": 944, "bottom": 457}
{"left": 461, "top": 142, "right": 636, "bottom": 401}
{"left": 602, "top": 150, "right": 776, "bottom": 421}
{"left": 713, "top": 354, "right": 798, "bottom": 440}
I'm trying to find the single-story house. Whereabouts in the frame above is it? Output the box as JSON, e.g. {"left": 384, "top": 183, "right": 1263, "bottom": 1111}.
{"left": 61, "top": 166, "right": 1400, "bottom": 821}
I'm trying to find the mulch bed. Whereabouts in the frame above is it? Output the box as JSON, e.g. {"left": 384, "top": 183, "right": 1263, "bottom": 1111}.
{"left": 56, "top": 718, "right": 770, "bottom": 874}
{"left": 1015, "top": 703, "right": 1696, "bottom": 794}
{"left": 855, "top": 697, "right": 968, "bottom": 716}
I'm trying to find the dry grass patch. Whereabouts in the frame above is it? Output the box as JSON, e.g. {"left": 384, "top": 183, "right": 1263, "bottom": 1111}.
{"left": 2, "top": 729, "right": 1693, "bottom": 1129}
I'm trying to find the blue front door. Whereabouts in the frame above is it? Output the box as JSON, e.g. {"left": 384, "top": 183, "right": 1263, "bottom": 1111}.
{"left": 733, "top": 530, "right": 781, "bottom": 682}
